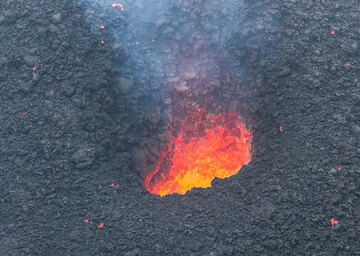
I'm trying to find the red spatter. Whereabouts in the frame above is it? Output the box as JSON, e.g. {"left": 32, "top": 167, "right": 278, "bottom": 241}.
{"left": 97, "top": 223, "right": 105, "bottom": 229}
{"left": 330, "top": 218, "right": 339, "bottom": 226}
{"left": 20, "top": 112, "right": 28, "bottom": 117}
{"left": 110, "top": 182, "right": 119, "bottom": 189}
{"left": 343, "top": 62, "right": 352, "bottom": 68}
{"left": 335, "top": 165, "right": 344, "bottom": 172}
{"left": 112, "top": 3, "right": 125, "bottom": 12}
{"left": 32, "top": 65, "right": 42, "bottom": 72}
{"left": 329, "top": 30, "right": 336, "bottom": 36}
{"left": 83, "top": 218, "right": 90, "bottom": 225}
{"left": 278, "top": 125, "right": 284, "bottom": 133}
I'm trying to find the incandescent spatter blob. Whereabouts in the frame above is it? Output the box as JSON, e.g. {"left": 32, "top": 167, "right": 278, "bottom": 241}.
{"left": 144, "top": 112, "right": 252, "bottom": 197}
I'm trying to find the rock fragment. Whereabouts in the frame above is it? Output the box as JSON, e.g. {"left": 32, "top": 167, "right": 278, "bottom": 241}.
{"left": 0, "top": 15, "right": 6, "bottom": 25}
{"left": 174, "top": 81, "right": 189, "bottom": 92}
{"left": 72, "top": 147, "right": 96, "bottom": 169}
{"left": 52, "top": 13, "right": 63, "bottom": 23}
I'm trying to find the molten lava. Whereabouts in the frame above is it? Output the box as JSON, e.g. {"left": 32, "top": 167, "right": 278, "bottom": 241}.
{"left": 144, "top": 112, "right": 252, "bottom": 197}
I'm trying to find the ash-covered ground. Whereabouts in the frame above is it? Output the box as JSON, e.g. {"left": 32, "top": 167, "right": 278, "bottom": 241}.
{"left": 1, "top": 0, "right": 360, "bottom": 255}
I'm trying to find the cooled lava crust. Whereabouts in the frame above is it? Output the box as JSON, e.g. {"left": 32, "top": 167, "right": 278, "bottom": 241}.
{"left": 1, "top": 0, "right": 359, "bottom": 255}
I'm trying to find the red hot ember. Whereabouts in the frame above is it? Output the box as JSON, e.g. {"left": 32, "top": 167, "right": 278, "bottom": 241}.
{"left": 112, "top": 3, "right": 125, "bottom": 12}
{"left": 330, "top": 218, "right": 339, "bottom": 226}
{"left": 278, "top": 125, "right": 284, "bottom": 133}
{"left": 110, "top": 182, "right": 119, "bottom": 189}
{"left": 32, "top": 64, "right": 43, "bottom": 72}
{"left": 329, "top": 30, "right": 336, "bottom": 36}
{"left": 97, "top": 223, "right": 105, "bottom": 229}
{"left": 100, "top": 40, "right": 106, "bottom": 46}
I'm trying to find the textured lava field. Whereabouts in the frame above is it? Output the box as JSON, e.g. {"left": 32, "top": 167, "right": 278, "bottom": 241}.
{"left": 1, "top": 0, "right": 360, "bottom": 255}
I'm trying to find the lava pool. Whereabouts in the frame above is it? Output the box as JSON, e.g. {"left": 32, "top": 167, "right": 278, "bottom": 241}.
{"left": 144, "top": 112, "right": 253, "bottom": 197}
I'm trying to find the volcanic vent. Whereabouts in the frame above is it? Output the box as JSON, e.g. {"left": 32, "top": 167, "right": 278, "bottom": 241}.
{"left": 79, "top": 0, "right": 266, "bottom": 197}
{"left": 144, "top": 111, "right": 252, "bottom": 197}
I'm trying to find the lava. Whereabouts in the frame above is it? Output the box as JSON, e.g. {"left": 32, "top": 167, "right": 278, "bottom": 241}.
{"left": 145, "top": 112, "right": 252, "bottom": 197}
{"left": 330, "top": 218, "right": 339, "bottom": 226}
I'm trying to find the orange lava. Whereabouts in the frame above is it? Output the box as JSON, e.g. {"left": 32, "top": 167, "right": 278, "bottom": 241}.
{"left": 144, "top": 112, "right": 252, "bottom": 197}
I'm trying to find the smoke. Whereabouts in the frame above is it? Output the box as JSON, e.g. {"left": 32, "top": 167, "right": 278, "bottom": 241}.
{"left": 79, "top": 0, "right": 279, "bottom": 178}
{"left": 79, "top": 0, "right": 277, "bottom": 92}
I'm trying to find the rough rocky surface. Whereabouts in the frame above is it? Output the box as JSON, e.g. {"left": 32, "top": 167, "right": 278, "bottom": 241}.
{"left": 1, "top": 0, "right": 359, "bottom": 255}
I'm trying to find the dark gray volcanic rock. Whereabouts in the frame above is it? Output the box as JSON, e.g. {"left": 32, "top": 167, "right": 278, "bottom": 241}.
{"left": 1, "top": 0, "right": 359, "bottom": 256}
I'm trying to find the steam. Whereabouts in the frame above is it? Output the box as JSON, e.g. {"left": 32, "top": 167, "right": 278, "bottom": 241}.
{"left": 79, "top": 0, "right": 278, "bottom": 178}
{"left": 79, "top": 0, "right": 277, "bottom": 94}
